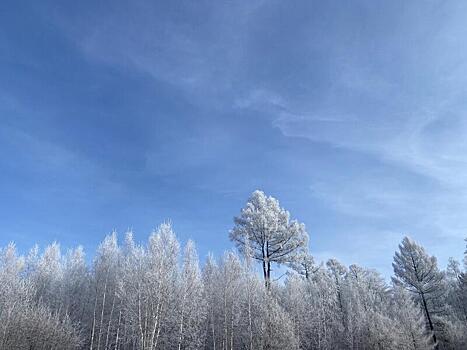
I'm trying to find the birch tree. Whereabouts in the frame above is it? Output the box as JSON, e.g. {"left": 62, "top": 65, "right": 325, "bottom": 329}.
{"left": 62, "top": 246, "right": 89, "bottom": 324}
{"left": 177, "top": 240, "right": 206, "bottom": 350}
{"left": 0, "top": 243, "right": 81, "bottom": 350}
{"left": 90, "top": 232, "right": 121, "bottom": 350}
{"left": 119, "top": 230, "right": 147, "bottom": 349}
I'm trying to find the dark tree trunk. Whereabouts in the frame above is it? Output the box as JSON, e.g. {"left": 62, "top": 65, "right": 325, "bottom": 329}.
{"left": 262, "top": 258, "right": 269, "bottom": 289}
{"left": 421, "top": 293, "right": 438, "bottom": 349}
{"left": 266, "top": 260, "right": 271, "bottom": 290}
{"left": 261, "top": 243, "right": 271, "bottom": 290}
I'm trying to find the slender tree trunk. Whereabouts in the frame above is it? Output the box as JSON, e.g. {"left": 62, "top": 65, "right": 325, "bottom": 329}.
{"left": 150, "top": 280, "right": 163, "bottom": 350}
{"left": 137, "top": 285, "right": 144, "bottom": 350}
{"left": 153, "top": 301, "right": 164, "bottom": 350}
{"left": 144, "top": 306, "right": 149, "bottom": 349}
{"left": 212, "top": 313, "right": 216, "bottom": 350}
{"left": 154, "top": 321, "right": 162, "bottom": 350}
{"left": 149, "top": 302, "right": 160, "bottom": 350}
{"left": 230, "top": 302, "right": 234, "bottom": 350}
{"left": 266, "top": 241, "right": 271, "bottom": 290}
{"left": 105, "top": 290, "right": 116, "bottom": 350}
{"left": 97, "top": 277, "right": 108, "bottom": 350}
{"left": 114, "top": 309, "right": 122, "bottom": 350}
{"left": 177, "top": 299, "right": 185, "bottom": 350}
{"left": 90, "top": 287, "right": 99, "bottom": 350}
{"left": 261, "top": 244, "right": 269, "bottom": 290}
{"left": 421, "top": 293, "right": 438, "bottom": 349}
{"left": 266, "top": 260, "right": 271, "bottom": 290}
{"left": 262, "top": 260, "right": 268, "bottom": 289}
{"left": 223, "top": 287, "right": 228, "bottom": 350}
{"left": 247, "top": 286, "right": 253, "bottom": 350}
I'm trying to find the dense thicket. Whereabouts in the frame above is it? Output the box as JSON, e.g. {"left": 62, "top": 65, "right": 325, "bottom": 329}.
{"left": 1, "top": 191, "right": 467, "bottom": 350}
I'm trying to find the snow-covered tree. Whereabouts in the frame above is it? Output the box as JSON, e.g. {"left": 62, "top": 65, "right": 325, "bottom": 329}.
{"left": 288, "top": 248, "right": 317, "bottom": 280}
{"left": 262, "top": 294, "right": 299, "bottom": 350}
{"left": 230, "top": 190, "right": 308, "bottom": 289}
{"left": 89, "top": 231, "right": 121, "bottom": 350}
{"left": 392, "top": 237, "right": 445, "bottom": 349}
{"left": 0, "top": 243, "right": 81, "bottom": 350}
{"left": 31, "top": 242, "right": 63, "bottom": 307}
{"left": 176, "top": 240, "right": 206, "bottom": 350}
{"left": 2, "top": 217, "right": 467, "bottom": 349}
{"left": 202, "top": 253, "right": 222, "bottom": 350}
{"left": 390, "top": 286, "right": 433, "bottom": 349}
{"left": 62, "top": 246, "right": 88, "bottom": 323}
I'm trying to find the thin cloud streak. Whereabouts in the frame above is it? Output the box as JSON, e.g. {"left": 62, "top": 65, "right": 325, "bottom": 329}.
{"left": 1, "top": 0, "right": 467, "bottom": 276}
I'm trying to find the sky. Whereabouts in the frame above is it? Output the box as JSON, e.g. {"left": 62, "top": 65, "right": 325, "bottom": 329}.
{"left": 1, "top": 0, "right": 467, "bottom": 276}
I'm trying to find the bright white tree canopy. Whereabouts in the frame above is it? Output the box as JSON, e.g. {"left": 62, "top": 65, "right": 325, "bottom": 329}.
{"left": 230, "top": 190, "right": 309, "bottom": 284}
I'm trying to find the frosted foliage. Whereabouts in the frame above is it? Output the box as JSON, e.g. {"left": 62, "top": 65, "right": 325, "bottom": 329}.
{"left": 231, "top": 190, "right": 308, "bottom": 263}
{"left": 230, "top": 190, "right": 308, "bottom": 287}
{"left": 392, "top": 237, "right": 447, "bottom": 349}
{"left": 0, "top": 193, "right": 466, "bottom": 349}
{"left": 392, "top": 237, "right": 444, "bottom": 295}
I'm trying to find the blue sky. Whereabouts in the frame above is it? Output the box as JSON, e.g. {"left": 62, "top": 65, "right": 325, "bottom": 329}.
{"left": 1, "top": 0, "right": 466, "bottom": 276}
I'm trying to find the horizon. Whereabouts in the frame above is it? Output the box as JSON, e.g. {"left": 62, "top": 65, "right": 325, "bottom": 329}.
{"left": 2, "top": 0, "right": 467, "bottom": 277}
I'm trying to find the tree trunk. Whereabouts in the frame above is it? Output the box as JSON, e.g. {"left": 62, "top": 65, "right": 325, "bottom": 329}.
{"left": 223, "top": 289, "right": 228, "bottom": 350}
{"left": 90, "top": 287, "right": 99, "bottom": 350}
{"left": 114, "top": 309, "right": 122, "bottom": 350}
{"left": 97, "top": 278, "right": 108, "bottom": 350}
{"left": 105, "top": 290, "right": 116, "bottom": 350}
{"left": 137, "top": 285, "right": 144, "bottom": 350}
{"left": 177, "top": 295, "right": 186, "bottom": 350}
{"left": 421, "top": 293, "right": 438, "bottom": 349}
{"left": 230, "top": 301, "right": 234, "bottom": 350}
{"left": 210, "top": 307, "right": 216, "bottom": 350}
{"left": 266, "top": 260, "right": 271, "bottom": 290}
{"left": 247, "top": 285, "right": 253, "bottom": 350}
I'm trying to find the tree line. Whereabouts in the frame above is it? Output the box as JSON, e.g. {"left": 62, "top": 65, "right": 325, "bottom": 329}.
{"left": 1, "top": 190, "right": 467, "bottom": 349}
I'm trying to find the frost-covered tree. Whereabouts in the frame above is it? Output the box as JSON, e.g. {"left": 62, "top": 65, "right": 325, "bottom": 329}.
{"left": 392, "top": 237, "right": 445, "bottom": 349}
{"left": 238, "top": 239, "right": 265, "bottom": 350}
{"left": 143, "top": 223, "right": 180, "bottom": 349}
{"left": 288, "top": 248, "right": 317, "bottom": 280}
{"left": 344, "top": 265, "right": 397, "bottom": 349}
{"left": 326, "top": 258, "right": 348, "bottom": 341}
{"left": 218, "top": 251, "right": 243, "bottom": 350}
{"left": 262, "top": 294, "right": 299, "bottom": 350}
{"left": 118, "top": 230, "right": 146, "bottom": 349}
{"left": 31, "top": 242, "right": 63, "bottom": 307}
{"left": 230, "top": 190, "right": 308, "bottom": 288}
{"left": 2, "top": 219, "right": 467, "bottom": 349}
{"left": 62, "top": 246, "right": 88, "bottom": 324}
{"left": 176, "top": 240, "right": 206, "bottom": 350}
{"left": 390, "top": 286, "right": 433, "bottom": 349}
{"left": 441, "top": 257, "right": 467, "bottom": 349}
{"left": 202, "top": 253, "right": 222, "bottom": 350}
{"left": 89, "top": 231, "right": 122, "bottom": 350}
{"left": 0, "top": 243, "right": 81, "bottom": 350}
{"left": 445, "top": 258, "right": 467, "bottom": 324}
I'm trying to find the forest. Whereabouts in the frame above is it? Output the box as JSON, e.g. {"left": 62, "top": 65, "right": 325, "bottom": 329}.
{"left": 1, "top": 190, "right": 466, "bottom": 350}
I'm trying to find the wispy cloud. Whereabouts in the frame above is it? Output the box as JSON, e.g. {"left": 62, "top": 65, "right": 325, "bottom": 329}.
{"left": 69, "top": 0, "right": 467, "bottom": 267}
{"left": 3, "top": 0, "right": 466, "bottom": 275}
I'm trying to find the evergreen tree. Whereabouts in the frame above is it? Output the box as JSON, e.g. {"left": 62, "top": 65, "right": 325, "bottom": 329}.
{"left": 392, "top": 237, "right": 445, "bottom": 349}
